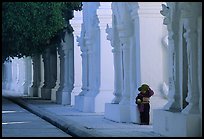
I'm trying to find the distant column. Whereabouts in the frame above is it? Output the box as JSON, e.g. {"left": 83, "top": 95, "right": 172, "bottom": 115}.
{"left": 29, "top": 54, "right": 41, "bottom": 97}
{"left": 24, "top": 57, "right": 32, "bottom": 96}
{"left": 56, "top": 30, "right": 74, "bottom": 105}
{"left": 10, "top": 58, "right": 19, "bottom": 94}
{"left": 51, "top": 50, "right": 60, "bottom": 102}
{"left": 41, "top": 47, "right": 57, "bottom": 100}
{"left": 16, "top": 58, "right": 26, "bottom": 96}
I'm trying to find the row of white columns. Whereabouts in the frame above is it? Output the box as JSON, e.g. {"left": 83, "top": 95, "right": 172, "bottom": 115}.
{"left": 3, "top": 3, "right": 201, "bottom": 137}
{"left": 2, "top": 23, "right": 75, "bottom": 105}
{"left": 105, "top": 2, "right": 168, "bottom": 123}
{"left": 153, "top": 2, "right": 202, "bottom": 137}
{"left": 2, "top": 57, "right": 32, "bottom": 97}
{"left": 74, "top": 2, "right": 115, "bottom": 113}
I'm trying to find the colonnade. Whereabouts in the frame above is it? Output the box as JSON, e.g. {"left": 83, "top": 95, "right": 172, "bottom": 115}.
{"left": 2, "top": 2, "right": 202, "bottom": 137}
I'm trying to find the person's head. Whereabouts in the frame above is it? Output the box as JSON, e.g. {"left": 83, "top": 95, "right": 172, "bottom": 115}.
{"left": 138, "top": 84, "right": 149, "bottom": 93}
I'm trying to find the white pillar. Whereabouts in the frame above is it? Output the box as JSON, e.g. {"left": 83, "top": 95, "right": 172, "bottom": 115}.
{"left": 95, "top": 2, "right": 115, "bottom": 112}
{"left": 74, "top": 2, "right": 101, "bottom": 112}
{"left": 160, "top": 3, "right": 180, "bottom": 111}
{"left": 74, "top": 23, "right": 89, "bottom": 110}
{"left": 105, "top": 2, "right": 132, "bottom": 122}
{"left": 41, "top": 47, "right": 57, "bottom": 100}
{"left": 181, "top": 3, "right": 201, "bottom": 114}
{"left": 153, "top": 3, "right": 202, "bottom": 137}
{"left": 2, "top": 61, "right": 12, "bottom": 95}
{"left": 29, "top": 55, "right": 41, "bottom": 97}
{"left": 56, "top": 30, "right": 74, "bottom": 105}
{"left": 51, "top": 51, "right": 60, "bottom": 102}
{"left": 2, "top": 63, "right": 6, "bottom": 90}
{"left": 106, "top": 25, "right": 122, "bottom": 104}
{"left": 70, "top": 10, "right": 83, "bottom": 105}
{"left": 24, "top": 57, "right": 32, "bottom": 96}
{"left": 10, "top": 58, "right": 19, "bottom": 95}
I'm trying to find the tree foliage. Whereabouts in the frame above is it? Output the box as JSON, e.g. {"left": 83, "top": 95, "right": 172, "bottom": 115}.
{"left": 2, "top": 2, "right": 82, "bottom": 63}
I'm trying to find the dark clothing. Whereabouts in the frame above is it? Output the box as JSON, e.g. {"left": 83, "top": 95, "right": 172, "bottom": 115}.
{"left": 135, "top": 88, "right": 154, "bottom": 125}
{"left": 140, "top": 103, "right": 150, "bottom": 124}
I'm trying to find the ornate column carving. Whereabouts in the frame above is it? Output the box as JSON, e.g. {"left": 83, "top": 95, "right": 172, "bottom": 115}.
{"left": 77, "top": 25, "right": 89, "bottom": 96}
{"left": 56, "top": 29, "right": 74, "bottom": 105}
{"left": 114, "top": 3, "right": 133, "bottom": 105}
{"left": 118, "top": 30, "right": 131, "bottom": 105}
{"left": 70, "top": 10, "right": 83, "bottom": 102}
{"left": 160, "top": 3, "right": 181, "bottom": 111}
{"left": 106, "top": 24, "right": 122, "bottom": 104}
{"left": 180, "top": 2, "right": 201, "bottom": 114}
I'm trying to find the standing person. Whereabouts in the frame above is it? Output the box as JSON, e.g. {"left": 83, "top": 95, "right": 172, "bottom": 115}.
{"left": 135, "top": 84, "right": 154, "bottom": 125}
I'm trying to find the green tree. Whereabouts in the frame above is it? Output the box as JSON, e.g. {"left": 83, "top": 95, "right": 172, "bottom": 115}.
{"left": 2, "top": 2, "right": 82, "bottom": 63}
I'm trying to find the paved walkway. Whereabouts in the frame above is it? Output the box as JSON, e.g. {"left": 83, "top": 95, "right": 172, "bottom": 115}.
{"left": 2, "top": 97, "right": 71, "bottom": 137}
{"left": 2, "top": 96, "right": 165, "bottom": 137}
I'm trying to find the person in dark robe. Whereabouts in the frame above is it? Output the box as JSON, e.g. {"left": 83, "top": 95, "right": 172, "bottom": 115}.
{"left": 135, "top": 84, "right": 154, "bottom": 125}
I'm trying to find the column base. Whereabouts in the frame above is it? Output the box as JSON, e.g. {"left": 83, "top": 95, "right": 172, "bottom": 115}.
{"left": 29, "top": 87, "right": 39, "bottom": 97}
{"left": 104, "top": 103, "right": 131, "bottom": 122}
{"left": 51, "top": 88, "right": 58, "bottom": 102}
{"left": 153, "top": 109, "right": 202, "bottom": 137}
{"left": 41, "top": 88, "right": 51, "bottom": 100}
{"left": 71, "top": 86, "right": 82, "bottom": 106}
{"left": 74, "top": 95, "right": 85, "bottom": 111}
{"left": 130, "top": 104, "right": 140, "bottom": 123}
{"left": 74, "top": 91, "right": 114, "bottom": 113}
{"left": 56, "top": 90, "right": 71, "bottom": 105}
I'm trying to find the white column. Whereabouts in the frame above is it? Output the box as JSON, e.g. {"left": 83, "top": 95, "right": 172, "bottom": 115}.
{"left": 51, "top": 51, "right": 60, "bottom": 102}
{"left": 106, "top": 25, "right": 122, "bottom": 104}
{"left": 2, "top": 62, "right": 8, "bottom": 90}
{"left": 2, "top": 61, "right": 13, "bottom": 95}
{"left": 105, "top": 2, "right": 132, "bottom": 122}
{"left": 181, "top": 3, "right": 201, "bottom": 114}
{"left": 10, "top": 58, "right": 19, "bottom": 94}
{"left": 67, "top": 30, "right": 75, "bottom": 104}
{"left": 41, "top": 47, "right": 57, "bottom": 100}
{"left": 24, "top": 57, "right": 32, "bottom": 96}
{"left": 16, "top": 58, "right": 27, "bottom": 96}
{"left": 29, "top": 55, "right": 41, "bottom": 97}
{"left": 70, "top": 10, "right": 83, "bottom": 105}
{"left": 38, "top": 55, "right": 44, "bottom": 98}
{"left": 2, "top": 63, "right": 6, "bottom": 90}
{"left": 95, "top": 2, "right": 115, "bottom": 112}
{"left": 78, "top": 25, "right": 88, "bottom": 97}
{"left": 56, "top": 30, "right": 74, "bottom": 105}
{"left": 128, "top": 3, "right": 141, "bottom": 123}
{"left": 153, "top": 3, "right": 202, "bottom": 137}
{"left": 74, "top": 2, "right": 101, "bottom": 112}
{"left": 74, "top": 23, "right": 89, "bottom": 110}
{"left": 160, "top": 3, "right": 180, "bottom": 111}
